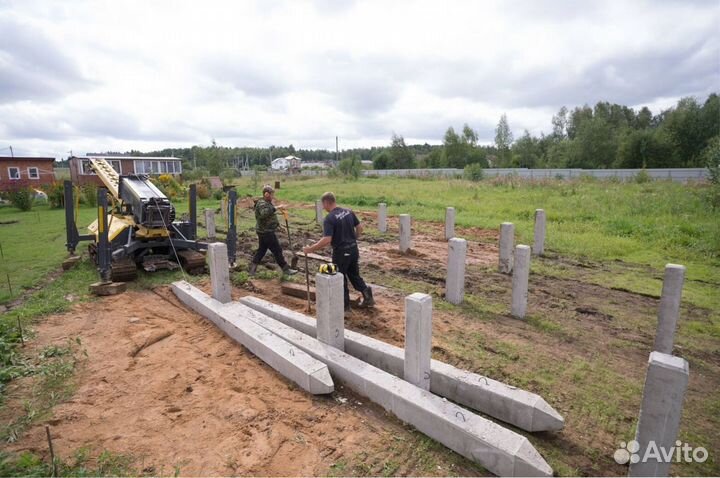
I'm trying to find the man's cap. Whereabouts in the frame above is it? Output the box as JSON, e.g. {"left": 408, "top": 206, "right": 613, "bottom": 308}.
{"left": 262, "top": 184, "right": 274, "bottom": 194}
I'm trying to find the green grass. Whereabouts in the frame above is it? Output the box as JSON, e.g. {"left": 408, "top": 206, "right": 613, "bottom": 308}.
{"left": 271, "top": 176, "right": 719, "bottom": 281}
{"left": 267, "top": 176, "right": 718, "bottom": 334}
{"left": 0, "top": 447, "right": 141, "bottom": 477}
{"left": 0, "top": 203, "right": 97, "bottom": 304}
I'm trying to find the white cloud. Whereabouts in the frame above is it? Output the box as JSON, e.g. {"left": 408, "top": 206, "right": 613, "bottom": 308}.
{"left": 0, "top": 0, "right": 717, "bottom": 157}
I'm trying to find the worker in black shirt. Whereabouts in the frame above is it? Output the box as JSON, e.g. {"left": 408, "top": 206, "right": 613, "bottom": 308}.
{"left": 303, "top": 191, "right": 374, "bottom": 312}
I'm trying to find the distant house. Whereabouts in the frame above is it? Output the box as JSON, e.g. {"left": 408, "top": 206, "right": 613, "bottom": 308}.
{"left": 270, "top": 155, "right": 302, "bottom": 171}
{"left": 69, "top": 155, "right": 183, "bottom": 187}
{"left": 0, "top": 156, "right": 56, "bottom": 192}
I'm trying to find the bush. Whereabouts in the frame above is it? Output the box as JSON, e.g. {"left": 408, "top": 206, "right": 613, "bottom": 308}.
{"left": 463, "top": 163, "right": 484, "bottom": 182}
{"left": 634, "top": 169, "right": 652, "bottom": 184}
{"left": 704, "top": 136, "right": 720, "bottom": 185}
{"left": 337, "top": 156, "right": 362, "bottom": 180}
{"left": 196, "top": 183, "right": 211, "bottom": 199}
{"left": 152, "top": 174, "right": 184, "bottom": 199}
{"left": 46, "top": 183, "right": 65, "bottom": 209}
{"left": 9, "top": 189, "right": 33, "bottom": 211}
{"left": 81, "top": 185, "right": 98, "bottom": 206}
{"left": 213, "top": 189, "right": 224, "bottom": 200}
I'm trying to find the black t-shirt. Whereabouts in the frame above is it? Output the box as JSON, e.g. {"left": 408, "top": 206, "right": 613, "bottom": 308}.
{"left": 323, "top": 207, "right": 360, "bottom": 250}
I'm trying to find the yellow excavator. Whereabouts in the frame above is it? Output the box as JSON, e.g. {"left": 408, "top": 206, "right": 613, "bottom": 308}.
{"left": 63, "top": 157, "right": 234, "bottom": 282}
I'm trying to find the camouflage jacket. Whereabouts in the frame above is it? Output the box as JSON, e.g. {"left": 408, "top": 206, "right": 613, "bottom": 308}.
{"left": 254, "top": 198, "right": 279, "bottom": 234}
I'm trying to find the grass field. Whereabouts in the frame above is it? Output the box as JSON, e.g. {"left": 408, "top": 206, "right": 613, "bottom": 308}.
{"left": 1, "top": 175, "right": 718, "bottom": 475}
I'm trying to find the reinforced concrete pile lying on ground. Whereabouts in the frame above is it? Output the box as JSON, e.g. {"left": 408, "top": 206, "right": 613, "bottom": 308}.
{"left": 171, "top": 243, "right": 563, "bottom": 477}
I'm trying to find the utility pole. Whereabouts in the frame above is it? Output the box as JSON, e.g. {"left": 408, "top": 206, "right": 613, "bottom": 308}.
{"left": 335, "top": 136, "right": 339, "bottom": 164}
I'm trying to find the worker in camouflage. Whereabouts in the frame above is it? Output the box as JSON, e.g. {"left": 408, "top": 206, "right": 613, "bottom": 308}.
{"left": 249, "top": 185, "right": 297, "bottom": 276}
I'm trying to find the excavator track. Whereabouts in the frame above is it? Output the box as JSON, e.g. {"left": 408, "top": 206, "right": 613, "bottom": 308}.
{"left": 111, "top": 258, "right": 138, "bottom": 282}
{"left": 177, "top": 250, "right": 206, "bottom": 275}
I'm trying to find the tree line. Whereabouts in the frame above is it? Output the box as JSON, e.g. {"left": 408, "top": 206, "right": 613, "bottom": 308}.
{"left": 118, "top": 93, "right": 718, "bottom": 173}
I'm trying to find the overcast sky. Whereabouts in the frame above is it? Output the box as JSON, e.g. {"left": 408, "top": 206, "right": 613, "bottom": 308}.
{"left": 1, "top": 0, "right": 718, "bottom": 158}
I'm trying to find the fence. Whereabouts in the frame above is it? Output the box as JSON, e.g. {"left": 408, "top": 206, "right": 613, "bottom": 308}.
{"left": 299, "top": 167, "right": 709, "bottom": 182}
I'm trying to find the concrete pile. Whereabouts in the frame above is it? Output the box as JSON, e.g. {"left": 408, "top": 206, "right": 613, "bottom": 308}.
{"left": 171, "top": 242, "right": 558, "bottom": 477}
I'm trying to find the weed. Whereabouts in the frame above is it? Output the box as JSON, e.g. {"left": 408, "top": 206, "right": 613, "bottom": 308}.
{"left": 231, "top": 271, "right": 250, "bottom": 286}
{"left": 0, "top": 448, "right": 141, "bottom": 477}
{"left": 2, "top": 337, "right": 85, "bottom": 442}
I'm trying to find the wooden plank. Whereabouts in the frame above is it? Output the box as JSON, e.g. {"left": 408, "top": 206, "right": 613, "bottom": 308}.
{"left": 282, "top": 283, "right": 315, "bottom": 300}
{"left": 297, "top": 252, "right": 332, "bottom": 263}
{"left": 281, "top": 282, "right": 361, "bottom": 306}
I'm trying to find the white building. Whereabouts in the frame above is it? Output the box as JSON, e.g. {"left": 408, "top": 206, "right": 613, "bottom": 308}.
{"left": 270, "top": 155, "right": 301, "bottom": 171}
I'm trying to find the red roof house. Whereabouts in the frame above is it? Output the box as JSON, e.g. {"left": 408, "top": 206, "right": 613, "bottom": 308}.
{"left": 0, "top": 156, "right": 56, "bottom": 192}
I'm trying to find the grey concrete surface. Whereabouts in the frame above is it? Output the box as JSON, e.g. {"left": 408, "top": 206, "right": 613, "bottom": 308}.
{"left": 207, "top": 242, "right": 231, "bottom": 303}
{"left": 446, "top": 238, "right": 467, "bottom": 305}
{"left": 445, "top": 207, "right": 455, "bottom": 240}
{"left": 204, "top": 209, "right": 216, "bottom": 241}
{"left": 315, "top": 272, "right": 345, "bottom": 351}
{"left": 511, "top": 245, "right": 531, "bottom": 318}
{"left": 499, "top": 222, "right": 514, "bottom": 274}
{"left": 404, "top": 293, "right": 432, "bottom": 390}
{"left": 654, "top": 264, "right": 686, "bottom": 354}
{"left": 630, "top": 352, "right": 689, "bottom": 477}
{"left": 533, "top": 209, "right": 545, "bottom": 256}
{"left": 171, "top": 281, "right": 334, "bottom": 395}
{"left": 315, "top": 200, "right": 323, "bottom": 224}
{"left": 399, "top": 214, "right": 411, "bottom": 252}
{"left": 378, "top": 203, "right": 387, "bottom": 233}
{"left": 239, "top": 296, "right": 565, "bottom": 432}
{"left": 230, "top": 298, "right": 553, "bottom": 476}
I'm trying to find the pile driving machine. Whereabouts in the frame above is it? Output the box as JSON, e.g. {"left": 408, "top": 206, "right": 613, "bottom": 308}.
{"left": 64, "top": 158, "right": 214, "bottom": 282}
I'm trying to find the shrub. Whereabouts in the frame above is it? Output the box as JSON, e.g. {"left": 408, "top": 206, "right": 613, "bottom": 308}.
{"left": 81, "top": 185, "right": 98, "bottom": 206}
{"left": 463, "top": 163, "right": 484, "bottom": 182}
{"left": 704, "top": 138, "right": 720, "bottom": 209}
{"left": 704, "top": 136, "right": 720, "bottom": 186}
{"left": 9, "top": 189, "right": 33, "bottom": 211}
{"left": 196, "top": 183, "right": 210, "bottom": 199}
{"left": 634, "top": 169, "right": 652, "bottom": 184}
{"left": 47, "top": 183, "right": 65, "bottom": 209}
{"left": 337, "top": 157, "right": 362, "bottom": 180}
{"left": 213, "top": 189, "right": 224, "bottom": 200}
{"left": 152, "top": 174, "right": 184, "bottom": 199}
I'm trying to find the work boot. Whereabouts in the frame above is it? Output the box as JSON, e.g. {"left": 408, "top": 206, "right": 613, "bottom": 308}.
{"left": 282, "top": 265, "right": 298, "bottom": 276}
{"left": 249, "top": 262, "right": 257, "bottom": 276}
{"left": 359, "top": 286, "right": 375, "bottom": 308}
